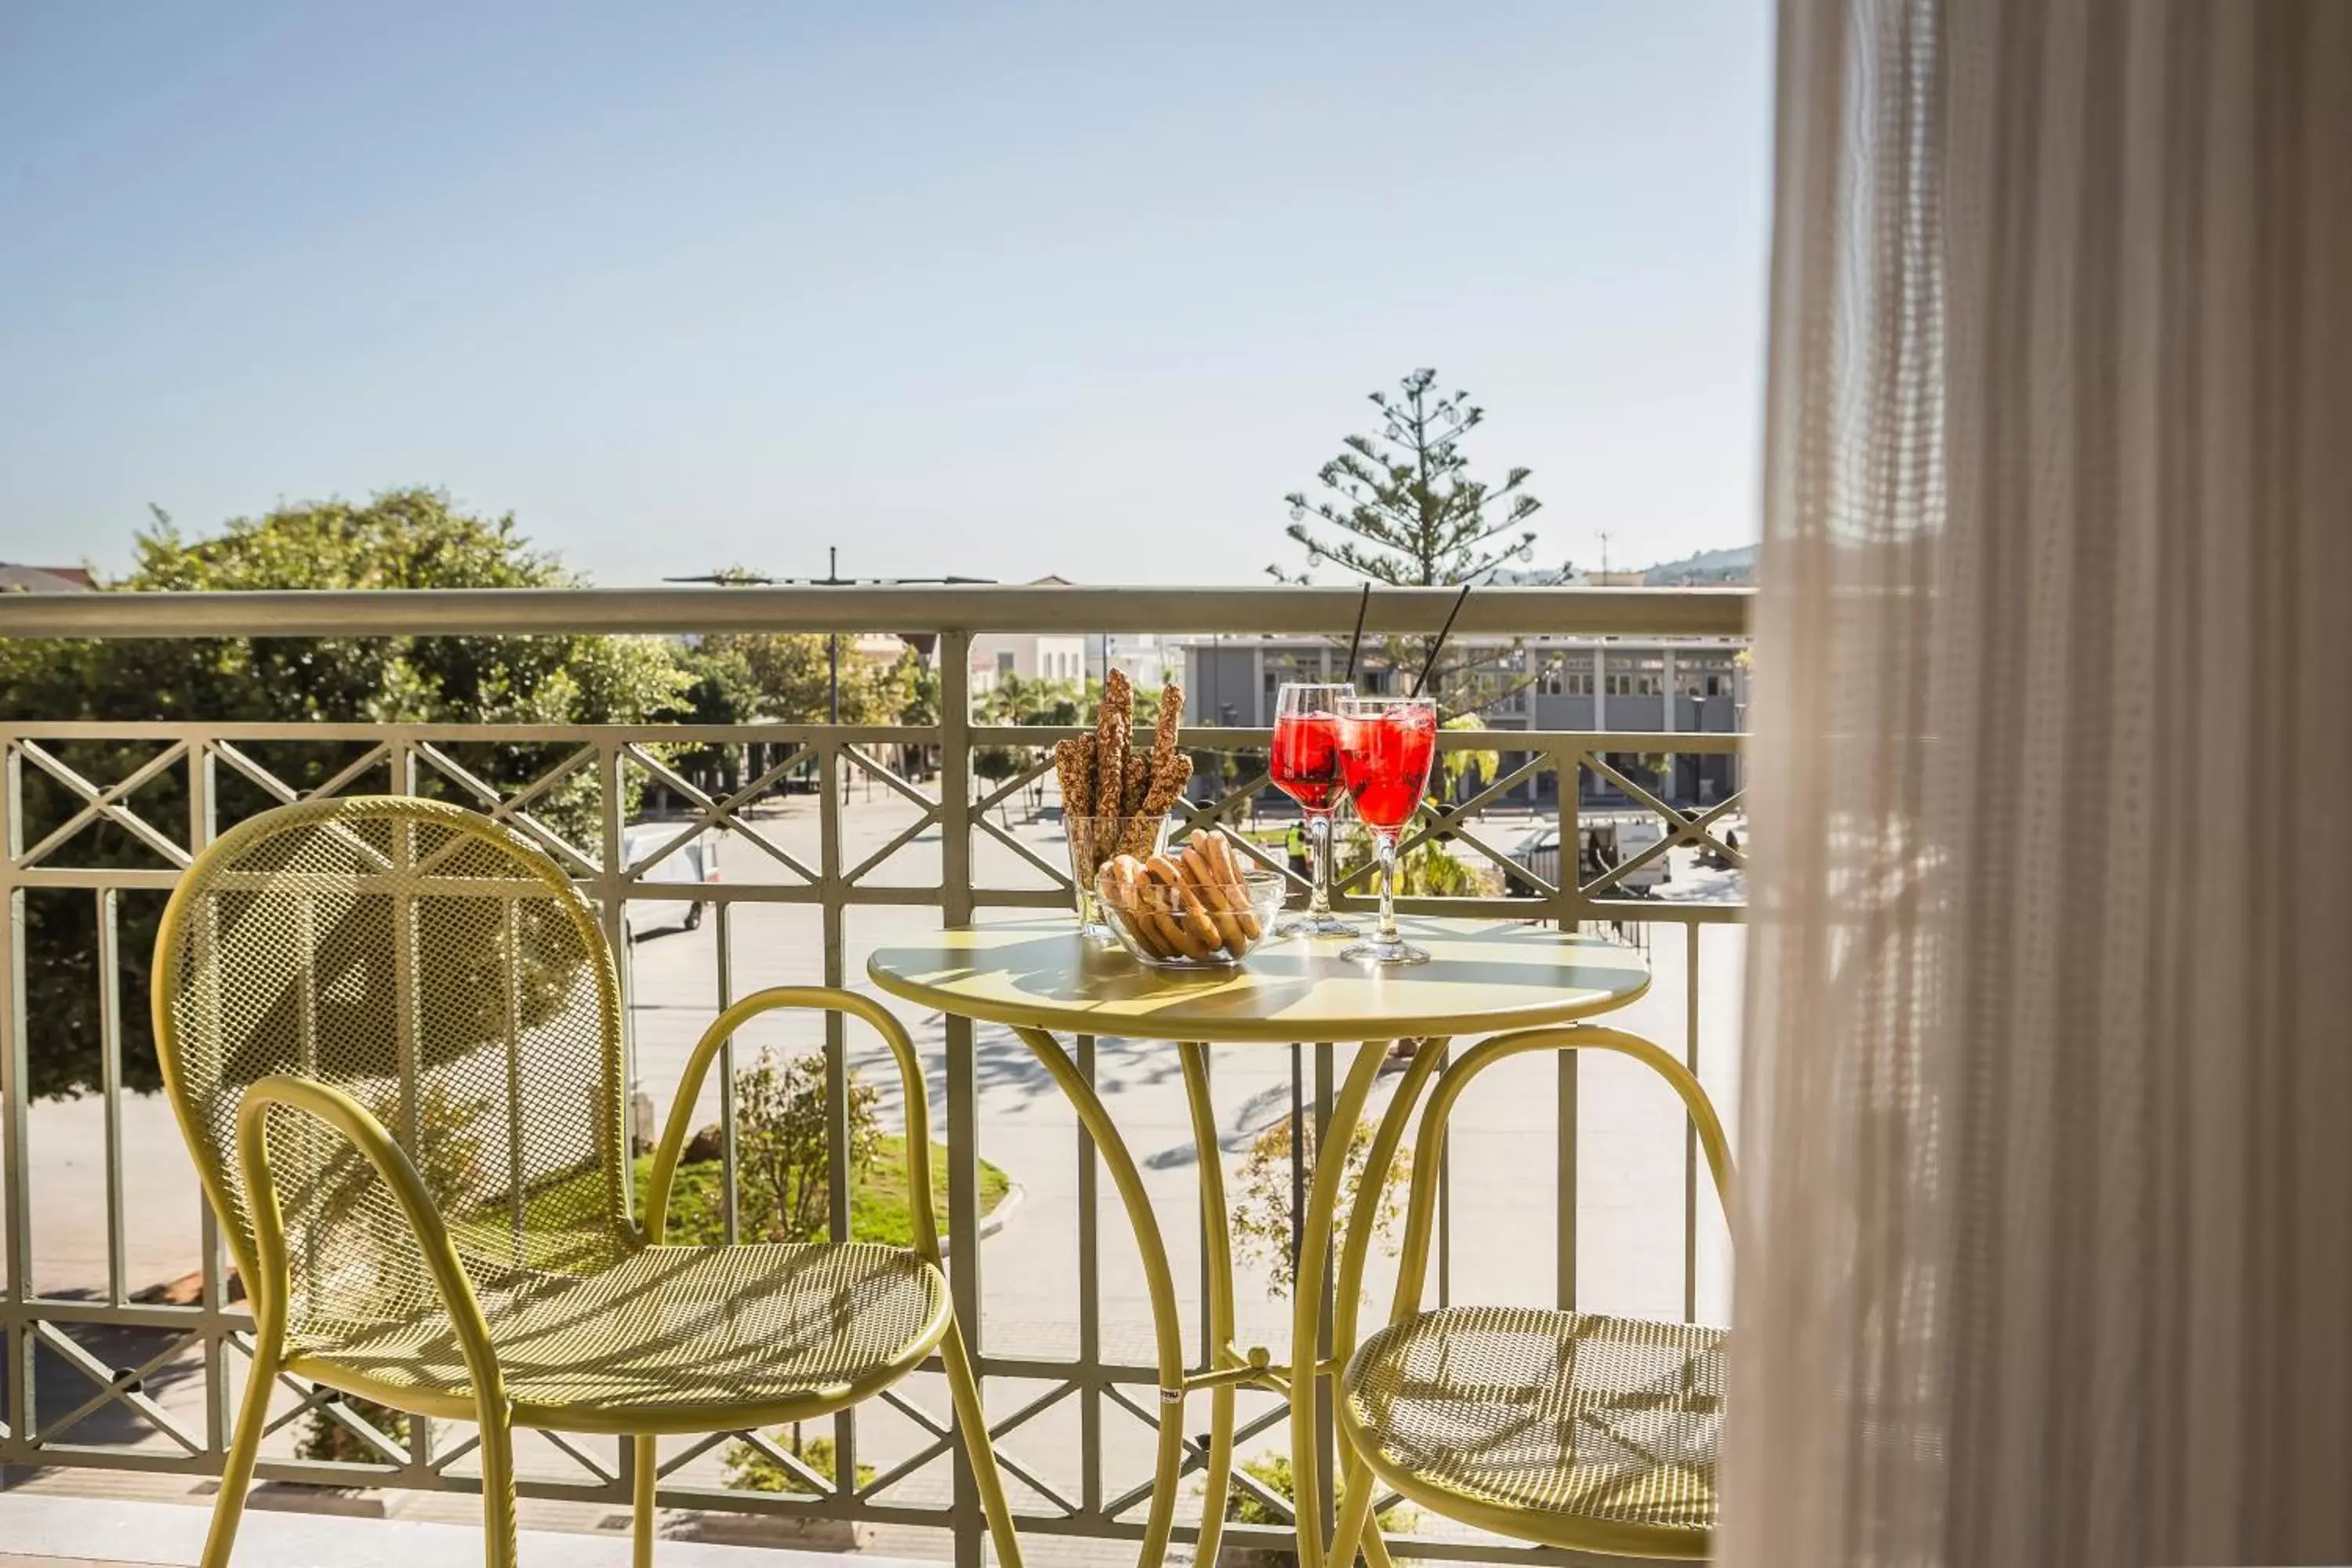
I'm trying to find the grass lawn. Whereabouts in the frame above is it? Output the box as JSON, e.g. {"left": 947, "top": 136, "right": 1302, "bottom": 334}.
{"left": 638, "top": 1135, "right": 1011, "bottom": 1248}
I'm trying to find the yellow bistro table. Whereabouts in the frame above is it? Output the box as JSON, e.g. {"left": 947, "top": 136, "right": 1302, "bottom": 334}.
{"left": 867, "top": 914, "right": 1650, "bottom": 1568}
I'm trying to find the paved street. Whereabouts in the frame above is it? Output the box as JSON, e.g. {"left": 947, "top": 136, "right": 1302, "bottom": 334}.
{"left": 13, "top": 781, "right": 1744, "bottom": 1554}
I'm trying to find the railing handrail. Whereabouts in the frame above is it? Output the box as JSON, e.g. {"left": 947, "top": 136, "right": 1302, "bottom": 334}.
{"left": 0, "top": 583, "right": 1752, "bottom": 640}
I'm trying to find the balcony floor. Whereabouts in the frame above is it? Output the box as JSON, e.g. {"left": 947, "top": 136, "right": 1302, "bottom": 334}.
{"left": 0, "top": 1493, "right": 930, "bottom": 1568}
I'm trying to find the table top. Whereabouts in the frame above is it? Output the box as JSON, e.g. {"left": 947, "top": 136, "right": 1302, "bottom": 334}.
{"left": 865, "top": 916, "right": 1650, "bottom": 1045}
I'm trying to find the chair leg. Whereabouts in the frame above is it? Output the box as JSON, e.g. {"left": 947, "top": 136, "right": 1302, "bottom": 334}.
{"left": 201, "top": 1318, "right": 281, "bottom": 1568}
{"left": 1329, "top": 1461, "right": 1379, "bottom": 1568}
{"left": 477, "top": 1397, "right": 520, "bottom": 1568}
{"left": 938, "top": 1318, "right": 1024, "bottom": 1566}
{"left": 633, "top": 1434, "right": 659, "bottom": 1568}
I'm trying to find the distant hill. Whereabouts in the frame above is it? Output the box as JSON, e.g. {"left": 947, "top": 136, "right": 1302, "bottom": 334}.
{"left": 1487, "top": 543, "right": 1757, "bottom": 588}
{"left": 1639, "top": 544, "right": 1755, "bottom": 585}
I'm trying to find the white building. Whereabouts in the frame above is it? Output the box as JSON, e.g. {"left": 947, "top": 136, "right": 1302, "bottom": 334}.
{"left": 967, "top": 579, "right": 1180, "bottom": 696}
{"left": 968, "top": 631, "right": 1089, "bottom": 694}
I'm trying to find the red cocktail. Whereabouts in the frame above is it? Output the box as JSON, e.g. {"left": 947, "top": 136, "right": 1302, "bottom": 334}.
{"left": 1338, "top": 695, "right": 1439, "bottom": 964}
{"left": 1269, "top": 683, "right": 1359, "bottom": 936}
{"left": 1271, "top": 713, "right": 1345, "bottom": 811}
{"left": 1340, "top": 705, "right": 1438, "bottom": 830}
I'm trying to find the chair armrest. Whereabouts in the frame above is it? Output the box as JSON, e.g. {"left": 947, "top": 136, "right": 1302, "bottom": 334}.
{"left": 644, "top": 986, "right": 943, "bottom": 1263}
{"left": 234, "top": 1075, "right": 507, "bottom": 1413}
{"left": 1334, "top": 1026, "right": 1737, "bottom": 1369}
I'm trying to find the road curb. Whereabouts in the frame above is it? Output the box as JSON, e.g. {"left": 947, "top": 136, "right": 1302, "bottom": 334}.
{"left": 941, "top": 1180, "right": 1024, "bottom": 1256}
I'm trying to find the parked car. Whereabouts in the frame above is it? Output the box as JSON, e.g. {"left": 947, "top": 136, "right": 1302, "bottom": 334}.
{"left": 619, "top": 822, "right": 719, "bottom": 939}
{"left": 1511, "top": 817, "right": 1671, "bottom": 896}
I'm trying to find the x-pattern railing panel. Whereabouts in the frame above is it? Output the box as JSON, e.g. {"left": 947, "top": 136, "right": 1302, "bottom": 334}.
{"left": 0, "top": 699, "right": 1742, "bottom": 1566}
{"left": 13, "top": 740, "right": 191, "bottom": 870}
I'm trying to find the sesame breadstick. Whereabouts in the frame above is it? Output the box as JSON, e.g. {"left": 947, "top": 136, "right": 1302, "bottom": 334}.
{"left": 1122, "top": 753, "right": 1150, "bottom": 815}
{"left": 1094, "top": 670, "right": 1133, "bottom": 833}
{"left": 1136, "top": 751, "right": 1192, "bottom": 821}
{"left": 1123, "top": 750, "right": 1191, "bottom": 857}
{"left": 1152, "top": 679, "right": 1183, "bottom": 769}
{"left": 1054, "top": 737, "right": 1097, "bottom": 819}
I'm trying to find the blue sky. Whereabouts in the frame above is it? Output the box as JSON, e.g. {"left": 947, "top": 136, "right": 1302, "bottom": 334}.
{"left": 1, "top": 2, "right": 1773, "bottom": 587}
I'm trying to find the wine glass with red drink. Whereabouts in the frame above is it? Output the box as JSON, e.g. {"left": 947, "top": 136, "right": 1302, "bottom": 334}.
{"left": 1268, "top": 683, "right": 1359, "bottom": 937}
{"left": 1337, "top": 693, "right": 1439, "bottom": 965}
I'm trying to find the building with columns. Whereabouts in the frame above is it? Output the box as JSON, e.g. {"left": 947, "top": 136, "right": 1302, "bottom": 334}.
{"left": 1174, "top": 634, "right": 1748, "bottom": 806}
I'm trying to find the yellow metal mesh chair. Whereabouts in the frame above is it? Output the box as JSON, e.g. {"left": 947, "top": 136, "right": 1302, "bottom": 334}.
{"left": 151, "top": 796, "right": 1024, "bottom": 1568}
{"left": 1328, "top": 1027, "right": 1734, "bottom": 1562}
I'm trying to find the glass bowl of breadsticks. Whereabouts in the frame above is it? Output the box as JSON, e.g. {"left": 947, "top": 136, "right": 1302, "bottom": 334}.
{"left": 1094, "top": 829, "right": 1287, "bottom": 968}
{"left": 1056, "top": 667, "right": 1194, "bottom": 941}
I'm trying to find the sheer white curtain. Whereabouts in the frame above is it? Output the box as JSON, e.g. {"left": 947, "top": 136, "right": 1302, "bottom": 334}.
{"left": 1727, "top": 2, "right": 2352, "bottom": 1563}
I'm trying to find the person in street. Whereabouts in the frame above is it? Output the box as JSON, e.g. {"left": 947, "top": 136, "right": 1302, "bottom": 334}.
{"left": 1285, "top": 820, "right": 1310, "bottom": 880}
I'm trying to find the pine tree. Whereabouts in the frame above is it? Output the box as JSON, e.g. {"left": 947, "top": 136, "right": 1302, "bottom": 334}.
{"left": 1275, "top": 368, "right": 1544, "bottom": 588}
{"left": 1274, "top": 369, "right": 1556, "bottom": 713}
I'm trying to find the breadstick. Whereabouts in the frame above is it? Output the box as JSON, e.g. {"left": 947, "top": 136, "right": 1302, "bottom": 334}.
{"left": 1148, "top": 853, "right": 1221, "bottom": 952}
{"left": 1094, "top": 670, "right": 1132, "bottom": 833}
{"left": 1102, "top": 856, "right": 1170, "bottom": 957}
{"left": 1054, "top": 737, "right": 1097, "bottom": 819}
{"left": 1146, "top": 896, "right": 1192, "bottom": 960}
{"left": 1144, "top": 855, "right": 1218, "bottom": 959}
{"left": 1202, "top": 832, "right": 1263, "bottom": 941}
{"left": 1122, "top": 753, "right": 1149, "bottom": 815}
{"left": 1123, "top": 750, "right": 1187, "bottom": 857}
{"left": 1132, "top": 752, "right": 1193, "bottom": 837}
{"left": 1181, "top": 843, "right": 1247, "bottom": 953}
{"left": 1134, "top": 877, "right": 1194, "bottom": 960}
{"left": 1103, "top": 855, "right": 1163, "bottom": 957}
{"left": 1152, "top": 679, "right": 1183, "bottom": 769}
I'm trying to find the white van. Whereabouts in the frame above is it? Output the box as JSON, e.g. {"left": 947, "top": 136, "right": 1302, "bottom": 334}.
{"left": 619, "top": 823, "right": 719, "bottom": 940}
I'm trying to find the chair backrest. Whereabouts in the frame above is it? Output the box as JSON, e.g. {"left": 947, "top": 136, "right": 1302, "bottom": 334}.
{"left": 153, "top": 797, "right": 630, "bottom": 1321}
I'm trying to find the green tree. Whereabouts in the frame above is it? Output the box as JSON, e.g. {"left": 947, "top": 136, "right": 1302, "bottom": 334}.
{"left": 980, "top": 672, "right": 1083, "bottom": 727}
{"left": 657, "top": 642, "right": 764, "bottom": 796}
{"left": 1273, "top": 368, "right": 1555, "bottom": 714}
{"left": 672, "top": 568, "right": 915, "bottom": 737}
{"left": 697, "top": 630, "right": 909, "bottom": 726}
{"left": 898, "top": 652, "right": 942, "bottom": 730}
{"left": 1436, "top": 713, "right": 1500, "bottom": 801}
{"left": 0, "top": 491, "right": 688, "bottom": 1100}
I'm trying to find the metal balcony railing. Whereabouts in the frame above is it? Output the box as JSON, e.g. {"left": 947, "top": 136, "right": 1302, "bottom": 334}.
{"left": 0, "top": 584, "right": 1748, "bottom": 1566}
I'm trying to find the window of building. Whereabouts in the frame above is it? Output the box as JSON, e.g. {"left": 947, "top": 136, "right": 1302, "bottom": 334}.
{"left": 996, "top": 651, "right": 1015, "bottom": 677}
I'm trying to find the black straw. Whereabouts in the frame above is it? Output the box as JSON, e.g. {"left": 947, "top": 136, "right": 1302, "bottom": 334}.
{"left": 1410, "top": 584, "right": 1472, "bottom": 699}
{"left": 1341, "top": 583, "right": 1372, "bottom": 682}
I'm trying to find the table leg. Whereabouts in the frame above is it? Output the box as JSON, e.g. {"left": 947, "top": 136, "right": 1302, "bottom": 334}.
{"left": 1012, "top": 1025, "right": 1187, "bottom": 1568}
{"left": 1177, "top": 1042, "right": 1237, "bottom": 1568}
{"left": 1290, "top": 1040, "right": 1392, "bottom": 1568}
{"left": 1327, "top": 1040, "right": 1449, "bottom": 1568}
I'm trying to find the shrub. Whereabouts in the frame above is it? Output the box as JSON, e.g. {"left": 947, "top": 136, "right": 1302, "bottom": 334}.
{"left": 724, "top": 1431, "right": 876, "bottom": 1494}
{"left": 1225, "top": 1450, "right": 1415, "bottom": 1534}
{"left": 1229, "top": 1113, "right": 1411, "bottom": 1299}
{"left": 296, "top": 1392, "right": 408, "bottom": 1465}
{"left": 733, "top": 1048, "right": 882, "bottom": 1244}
